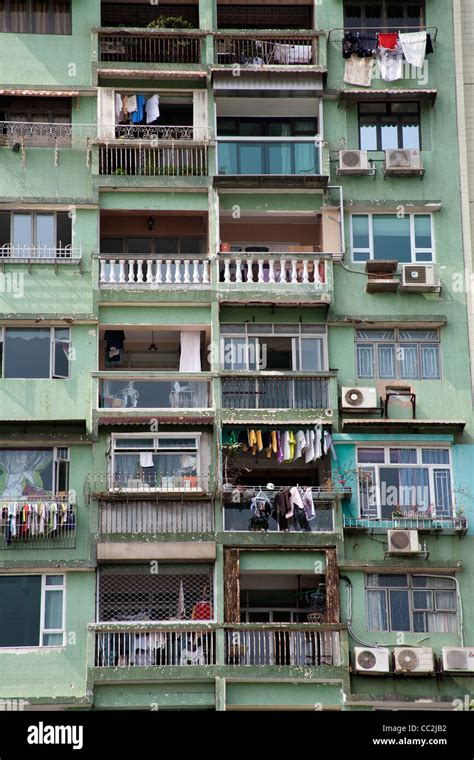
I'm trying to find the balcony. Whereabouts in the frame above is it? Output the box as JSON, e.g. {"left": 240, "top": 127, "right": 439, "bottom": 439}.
{"left": 225, "top": 625, "right": 341, "bottom": 666}
{"left": 85, "top": 474, "right": 211, "bottom": 501}
{"left": 215, "top": 138, "right": 326, "bottom": 187}
{"left": 218, "top": 253, "right": 332, "bottom": 303}
{"left": 96, "top": 29, "right": 205, "bottom": 65}
{"left": 214, "top": 32, "right": 321, "bottom": 68}
{"left": 221, "top": 374, "right": 332, "bottom": 410}
{"left": 0, "top": 499, "right": 76, "bottom": 550}
{"left": 0, "top": 120, "right": 73, "bottom": 149}
{"left": 94, "top": 625, "right": 216, "bottom": 667}
{"left": 343, "top": 514, "right": 468, "bottom": 536}
{"left": 99, "top": 254, "right": 210, "bottom": 287}
{"left": 98, "top": 376, "right": 212, "bottom": 410}
{"left": 96, "top": 141, "right": 209, "bottom": 178}
{"left": 98, "top": 500, "right": 214, "bottom": 535}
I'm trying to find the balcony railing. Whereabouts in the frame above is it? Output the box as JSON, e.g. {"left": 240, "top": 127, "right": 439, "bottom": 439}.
{"left": 0, "top": 499, "right": 76, "bottom": 549}
{"left": 95, "top": 626, "right": 216, "bottom": 667}
{"left": 221, "top": 374, "right": 330, "bottom": 410}
{"left": 99, "top": 254, "right": 210, "bottom": 286}
{"left": 214, "top": 32, "right": 320, "bottom": 66}
{"left": 344, "top": 515, "right": 468, "bottom": 533}
{"left": 224, "top": 497, "right": 335, "bottom": 533}
{"left": 97, "top": 143, "right": 208, "bottom": 176}
{"left": 97, "top": 29, "right": 204, "bottom": 64}
{"left": 0, "top": 244, "right": 82, "bottom": 262}
{"left": 225, "top": 625, "right": 341, "bottom": 666}
{"left": 0, "top": 121, "right": 72, "bottom": 148}
{"left": 108, "top": 125, "right": 211, "bottom": 142}
{"left": 98, "top": 377, "right": 211, "bottom": 409}
{"left": 219, "top": 254, "right": 328, "bottom": 288}
{"left": 217, "top": 137, "right": 322, "bottom": 176}
{"left": 98, "top": 500, "right": 214, "bottom": 534}
{"left": 85, "top": 473, "right": 211, "bottom": 500}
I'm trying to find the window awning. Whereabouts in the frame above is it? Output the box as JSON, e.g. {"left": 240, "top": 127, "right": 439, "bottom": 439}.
{"left": 98, "top": 416, "right": 213, "bottom": 426}
{"left": 213, "top": 71, "right": 324, "bottom": 92}
{"left": 339, "top": 89, "right": 437, "bottom": 104}
{"left": 342, "top": 419, "right": 465, "bottom": 433}
{"left": 97, "top": 69, "right": 207, "bottom": 81}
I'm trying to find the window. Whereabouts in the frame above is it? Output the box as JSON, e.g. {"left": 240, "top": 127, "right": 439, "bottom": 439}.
{"left": 0, "top": 211, "right": 72, "bottom": 256}
{"left": 357, "top": 447, "right": 453, "bottom": 518}
{"left": 0, "top": 574, "right": 65, "bottom": 647}
{"left": 344, "top": 1, "right": 425, "bottom": 31}
{"left": 221, "top": 324, "right": 328, "bottom": 372}
{"left": 359, "top": 103, "right": 421, "bottom": 151}
{"left": 366, "top": 574, "right": 457, "bottom": 634}
{"left": 0, "top": 327, "right": 71, "bottom": 378}
{"left": 356, "top": 328, "right": 441, "bottom": 380}
{"left": 111, "top": 434, "right": 201, "bottom": 490}
{"left": 351, "top": 213, "right": 434, "bottom": 263}
{"left": 100, "top": 237, "right": 204, "bottom": 256}
{"left": 0, "top": 1, "right": 71, "bottom": 34}
{"left": 0, "top": 448, "right": 69, "bottom": 499}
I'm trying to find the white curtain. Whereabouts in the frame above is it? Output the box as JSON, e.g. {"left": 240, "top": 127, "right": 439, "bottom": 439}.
{"left": 179, "top": 332, "right": 201, "bottom": 372}
{"left": 0, "top": 450, "right": 53, "bottom": 498}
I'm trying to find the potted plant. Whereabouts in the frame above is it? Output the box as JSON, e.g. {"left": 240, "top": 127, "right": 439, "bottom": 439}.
{"left": 147, "top": 15, "right": 195, "bottom": 63}
{"left": 454, "top": 505, "right": 467, "bottom": 531}
{"left": 220, "top": 242, "right": 232, "bottom": 253}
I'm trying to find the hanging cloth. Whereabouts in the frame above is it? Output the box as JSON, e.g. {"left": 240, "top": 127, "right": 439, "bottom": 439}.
{"left": 302, "top": 487, "right": 316, "bottom": 521}
{"left": 376, "top": 45, "right": 404, "bottom": 82}
{"left": 127, "top": 95, "right": 138, "bottom": 114}
{"left": 131, "top": 94, "right": 146, "bottom": 124}
{"left": 238, "top": 430, "right": 249, "bottom": 452}
{"left": 314, "top": 425, "right": 323, "bottom": 461}
{"left": 276, "top": 431, "right": 284, "bottom": 464}
{"left": 344, "top": 53, "right": 374, "bottom": 87}
{"left": 426, "top": 34, "right": 434, "bottom": 55}
{"left": 399, "top": 31, "right": 427, "bottom": 68}
{"left": 140, "top": 451, "right": 154, "bottom": 468}
{"left": 282, "top": 431, "right": 291, "bottom": 462}
{"left": 115, "top": 93, "right": 124, "bottom": 122}
{"left": 179, "top": 331, "right": 201, "bottom": 372}
{"left": 323, "top": 430, "right": 338, "bottom": 461}
{"left": 378, "top": 32, "right": 399, "bottom": 50}
{"left": 146, "top": 94, "right": 160, "bottom": 124}
{"left": 304, "top": 430, "right": 315, "bottom": 463}
{"left": 294, "top": 430, "right": 306, "bottom": 461}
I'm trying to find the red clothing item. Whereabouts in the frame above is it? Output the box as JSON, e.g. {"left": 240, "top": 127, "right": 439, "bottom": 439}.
{"left": 192, "top": 602, "right": 213, "bottom": 620}
{"left": 378, "top": 33, "right": 399, "bottom": 49}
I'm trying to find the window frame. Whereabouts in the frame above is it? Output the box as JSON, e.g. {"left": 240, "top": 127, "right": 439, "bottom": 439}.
{"left": 110, "top": 433, "right": 202, "bottom": 485}
{"left": 350, "top": 212, "right": 435, "bottom": 264}
{"left": 0, "top": 573, "right": 66, "bottom": 649}
{"left": 358, "top": 102, "right": 422, "bottom": 152}
{"left": 355, "top": 327, "right": 441, "bottom": 381}
{"left": 0, "top": 326, "right": 71, "bottom": 379}
{"left": 220, "top": 324, "right": 328, "bottom": 372}
{"left": 365, "top": 573, "right": 457, "bottom": 634}
{"left": 0, "top": 0, "right": 72, "bottom": 35}
{"left": 356, "top": 446, "right": 453, "bottom": 519}
{"left": 344, "top": 1, "right": 426, "bottom": 31}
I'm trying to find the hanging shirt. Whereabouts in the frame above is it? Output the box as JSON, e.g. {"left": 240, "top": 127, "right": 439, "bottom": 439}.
{"left": 127, "top": 95, "right": 138, "bottom": 113}
{"left": 344, "top": 54, "right": 374, "bottom": 87}
{"left": 315, "top": 425, "right": 323, "bottom": 461}
{"left": 376, "top": 45, "right": 404, "bottom": 82}
{"left": 288, "top": 486, "right": 304, "bottom": 519}
{"left": 398, "top": 31, "right": 427, "bottom": 68}
{"left": 323, "top": 430, "right": 338, "bottom": 461}
{"left": 146, "top": 94, "right": 160, "bottom": 124}
{"left": 294, "top": 430, "right": 306, "bottom": 461}
{"left": 271, "top": 430, "right": 278, "bottom": 454}
{"left": 131, "top": 94, "right": 146, "bottom": 124}
{"left": 277, "top": 431, "right": 284, "bottom": 464}
{"left": 115, "top": 93, "right": 123, "bottom": 122}
{"left": 282, "top": 431, "right": 291, "bottom": 462}
{"left": 288, "top": 431, "right": 296, "bottom": 460}
{"left": 248, "top": 429, "right": 257, "bottom": 455}
{"left": 140, "top": 451, "right": 154, "bottom": 468}
{"left": 256, "top": 430, "right": 263, "bottom": 452}
{"left": 305, "top": 430, "right": 315, "bottom": 463}
{"left": 302, "top": 487, "right": 316, "bottom": 521}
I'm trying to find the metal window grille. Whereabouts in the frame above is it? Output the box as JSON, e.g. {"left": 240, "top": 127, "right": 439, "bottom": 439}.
{"left": 99, "top": 568, "right": 214, "bottom": 622}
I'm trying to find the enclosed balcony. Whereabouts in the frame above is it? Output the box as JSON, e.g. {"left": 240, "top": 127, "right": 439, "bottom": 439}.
{"left": 214, "top": 32, "right": 321, "bottom": 68}
{"left": 98, "top": 499, "right": 215, "bottom": 536}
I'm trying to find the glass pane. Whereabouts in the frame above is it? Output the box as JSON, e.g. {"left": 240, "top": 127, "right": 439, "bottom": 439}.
{"left": 44, "top": 590, "right": 63, "bottom": 629}
{"left": 359, "top": 116, "right": 378, "bottom": 151}
{"left": 380, "top": 118, "right": 399, "bottom": 150}
{"left": 45, "top": 575, "right": 64, "bottom": 586}
{"left": 387, "top": 4, "right": 404, "bottom": 27}
{"left": 54, "top": 327, "right": 70, "bottom": 342}
{"left": 378, "top": 344, "right": 396, "bottom": 378}
{"left": 240, "top": 144, "right": 263, "bottom": 174}
{"left": 421, "top": 345, "right": 440, "bottom": 379}
{"left": 42, "top": 633, "right": 63, "bottom": 646}
{"left": 36, "top": 214, "right": 55, "bottom": 248}
{"left": 157, "top": 437, "right": 197, "bottom": 449}
{"left": 414, "top": 215, "right": 432, "bottom": 249}
{"left": 264, "top": 337, "right": 292, "bottom": 371}
{"left": 380, "top": 467, "right": 430, "bottom": 513}
{"left": 412, "top": 576, "right": 455, "bottom": 589}
{"left": 373, "top": 215, "right": 411, "bottom": 263}
{"left": 365, "top": 4, "right": 382, "bottom": 28}
{"left": 368, "top": 574, "right": 408, "bottom": 588}
{"left": 421, "top": 449, "right": 449, "bottom": 465}
{"left": 0, "top": 576, "right": 41, "bottom": 647}
{"left": 356, "top": 344, "right": 374, "bottom": 378}
{"left": 12, "top": 213, "right": 33, "bottom": 248}
{"left": 413, "top": 612, "right": 425, "bottom": 632}
{"left": 402, "top": 119, "right": 420, "bottom": 150}
{"left": 239, "top": 121, "right": 263, "bottom": 137}
{"left": 413, "top": 590, "right": 433, "bottom": 610}
{"left": 367, "top": 590, "right": 388, "bottom": 631}
{"left": 300, "top": 337, "right": 324, "bottom": 371}
{"left": 218, "top": 143, "right": 238, "bottom": 174}
{"left": 114, "top": 438, "right": 154, "bottom": 449}
{"left": 389, "top": 449, "right": 417, "bottom": 464}
{"left": 389, "top": 589, "right": 411, "bottom": 631}
{"left": 344, "top": 4, "right": 361, "bottom": 28}
{"left": 399, "top": 344, "right": 418, "bottom": 379}
{"left": 357, "top": 448, "right": 385, "bottom": 463}
{"left": 54, "top": 340, "right": 70, "bottom": 378}
{"left": 4, "top": 328, "right": 50, "bottom": 378}
{"left": 126, "top": 238, "right": 153, "bottom": 255}
{"left": 433, "top": 469, "right": 453, "bottom": 517}
{"left": 352, "top": 215, "right": 370, "bottom": 249}
{"left": 435, "top": 590, "right": 456, "bottom": 611}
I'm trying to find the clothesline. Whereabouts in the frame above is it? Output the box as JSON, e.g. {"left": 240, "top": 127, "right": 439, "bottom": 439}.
{"left": 1, "top": 500, "right": 75, "bottom": 543}
{"left": 343, "top": 30, "right": 433, "bottom": 87}
{"left": 224, "top": 425, "right": 337, "bottom": 463}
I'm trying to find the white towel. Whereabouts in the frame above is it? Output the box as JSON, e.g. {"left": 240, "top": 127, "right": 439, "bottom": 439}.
{"left": 140, "top": 451, "right": 154, "bottom": 468}
{"left": 127, "top": 95, "right": 138, "bottom": 113}
{"left": 146, "top": 94, "right": 160, "bottom": 124}
{"left": 399, "top": 31, "right": 427, "bottom": 68}
{"left": 344, "top": 54, "right": 374, "bottom": 87}
{"left": 376, "top": 45, "right": 404, "bottom": 82}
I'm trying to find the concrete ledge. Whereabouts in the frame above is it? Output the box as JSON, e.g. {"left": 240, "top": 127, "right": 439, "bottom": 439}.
{"left": 96, "top": 541, "right": 216, "bottom": 561}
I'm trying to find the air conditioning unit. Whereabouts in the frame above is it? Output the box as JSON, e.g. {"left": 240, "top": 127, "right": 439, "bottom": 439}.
{"left": 387, "top": 529, "right": 420, "bottom": 554}
{"left": 400, "top": 264, "right": 440, "bottom": 292}
{"left": 394, "top": 647, "right": 434, "bottom": 674}
{"left": 338, "top": 150, "right": 370, "bottom": 173}
{"left": 341, "top": 386, "right": 377, "bottom": 410}
{"left": 385, "top": 148, "right": 423, "bottom": 173}
{"left": 354, "top": 647, "right": 390, "bottom": 674}
{"left": 442, "top": 647, "right": 474, "bottom": 673}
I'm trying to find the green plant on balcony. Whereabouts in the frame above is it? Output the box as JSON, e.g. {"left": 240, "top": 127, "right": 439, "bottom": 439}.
{"left": 147, "top": 15, "right": 194, "bottom": 62}
{"left": 112, "top": 167, "right": 127, "bottom": 176}
{"left": 147, "top": 15, "right": 194, "bottom": 30}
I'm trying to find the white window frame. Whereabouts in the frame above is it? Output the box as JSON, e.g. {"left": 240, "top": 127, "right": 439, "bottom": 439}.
{"left": 0, "top": 326, "right": 71, "bottom": 379}
{"left": 0, "top": 573, "right": 66, "bottom": 650}
{"left": 220, "top": 324, "right": 329, "bottom": 372}
{"left": 356, "top": 446, "right": 453, "bottom": 519}
{"left": 110, "top": 432, "right": 202, "bottom": 484}
{"left": 365, "top": 573, "right": 457, "bottom": 634}
{"left": 350, "top": 212, "right": 435, "bottom": 264}
{"left": 355, "top": 327, "right": 442, "bottom": 381}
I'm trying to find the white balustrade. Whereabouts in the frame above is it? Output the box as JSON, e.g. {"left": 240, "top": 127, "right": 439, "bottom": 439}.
{"left": 99, "top": 256, "right": 210, "bottom": 287}
{"left": 220, "top": 255, "right": 327, "bottom": 286}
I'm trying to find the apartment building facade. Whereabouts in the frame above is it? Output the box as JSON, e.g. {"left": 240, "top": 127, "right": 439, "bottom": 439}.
{"left": 0, "top": 0, "right": 473, "bottom": 711}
